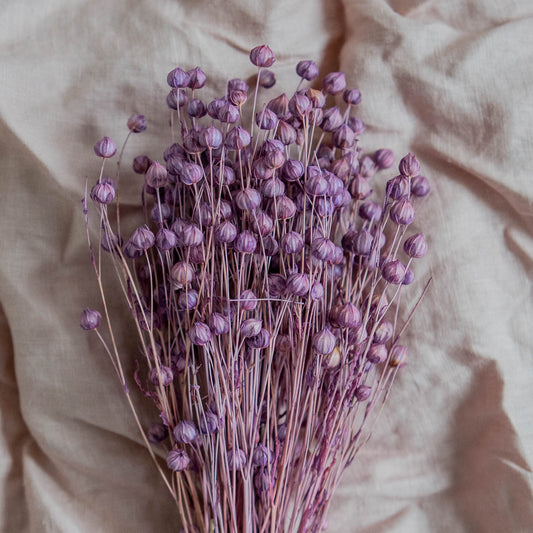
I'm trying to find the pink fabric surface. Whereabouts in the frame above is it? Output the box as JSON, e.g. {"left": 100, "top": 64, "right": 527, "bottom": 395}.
{"left": 1, "top": 1, "right": 532, "bottom": 532}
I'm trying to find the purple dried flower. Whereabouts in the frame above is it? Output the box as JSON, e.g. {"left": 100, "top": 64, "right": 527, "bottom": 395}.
{"left": 166, "top": 88, "right": 188, "bottom": 110}
{"left": 262, "top": 235, "right": 279, "bottom": 256}
{"left": 367, "top": 343, "right": 388, "bottom": 364}
{"left": 240, "top": 318, "right": 262, "bottom": 338}
{"left": 173, "top": 420, "right": 198, "bottom": 444}
{"left": 170, "top": 262, "right": 195, "bottom": 288}
{"left": 286, "top": 273, "right": 310, "bottom": 297}
{"left": 133, "top": 155, "right": 152, "bottom": 174}
{"left": 218, "top": 101, "right": 240, "bottom": 124}
{"left": 147, "top": 423, "right": 168, "bottom": 443}
{"left": 93, "top": 137, "right": 116, "bottom": 158}
{"left": 289, "top": 93, "right": 311, "bottom": 117}
{"left": 268, "top": 274, "right": 286, "bottom": 297}
{"left": 167, "top": 449, "right": 190, "bottom": 472}
{"left": 281, "top": 232, "right": 304, "bottom": 255}
{"left": 354, "top": 229, "right": 374, "bottom": 256}
{"left": 167, "top": 67, "right": 190, "bottom": 88}
{"left": 246, "top": 328, "right": 271, "bottom": 349}
{"left": 359, "top": 201, "right": 382, "bottom": 221}
{"left": 189, "top": 322, "right": 212, "bottom": 346}
{"left": 313, "top": 328, "right": 336, "bottom": 355}
{"left": 178, "top": 289, "right": 198, "bottom": 311}
{"left": 130, "top": 226, "right": 155, "bottom": 251}
{"left": 305, "top": 173, "right": 329, "bottom": 196}
{"left": 321, "top": 106, "right": 343, "bottom": 132}
{"left": 149, "top": 366, "right": 174, "bottom": 387}
{"left": 296, "top": 60, "right": 319, "bottom": 81}
{"left": 399, "top": 153, "right": 420, "bottom": 177}
{"left": 90, "top": 182, "right": 115, "bottom": 204}
{"left": 123, "top": 240, "right": 143, "bottom": 259}
{"left": 156, "top": 228, "right": 178, "bottom": 251}
{"left": 259, "top": 69, "right": 276, "bottom": 88}
{"left": 275, "top": 120, "right": 297, "bottom": 145}
{"left": 336, "top": 303, "right": 361, "bottom": 328}
{"left": 180, "top": 162, "right": 203, "bottom": 186}
{"left": 261, "top": 179, "right": 285, "bottom": 199}
{"left": 348, "top": 116, "right": 365, "bottom": 134}
{"left": 225, "top": 126, "right": 251, "bottom": 150}
{"left": 271, "top": 195, "right": 297, "bottom": 220}
{"left": 267, "top": 93, "right": 290, "bottom": 118}
{"left": 386, "top": 175, "right": 410, "bottom": 200}
{"left": 403, "top": 233, "right": 428, "bottom": 258}
{"left": 343, "top": 88, "right": 362, "bottom": 105}
{"left": 214, "top": 221, "right": 238, "bottom": 244}
{"left": 187, "top": 98, "right": 207, "bottom": 118}
{"left": 252, "top": 444, "right": 273, "bottom": 467}
{"left": 228, "top": 448, "right": 247, "bottom": 470}
{"left": 390, "top": 198, "right": 415, "bottom": 225}
{"left": 239, "top": 290, "right": 258, "bottom": 311}
{"left": 322, "top": 71, "right": 346, "bottom": 95}
{"left": 236, "top": 188, "right": 262, "bottom": 211}
{"left": 209, "top": 313, "right": 230, "bottom": 335}
{"left": 234, "top": 231, "right": 257, "bottom": 254}
{"left": 311, "top": 237, "right": 336, "bottom": 262}
{"left": 306, "top": 87, "right": 326, "bottom": 108}
{"left": 145, "top": 161, "right": 168, "bottom": 189}
{"left": 250, "top": 45, "right": 275, "bottom": 68}
{"left": 228, "top": 78, "right": 249, "bottom": 92}
{"left": 187, "top": 67, "right": 207, "bottom": 89}
{"left": 382, "top": 259, "right": 407, "bottom": 285}
{"left": 373, "top": 148, "right": 394, "bottom": 170}
{"left": 389, "top": 345, "right": 407, "bottom": 367}
{"left": 282, "top": 160, "right": 304, "bottom": 182}
{"left": 310, "top": 280, "right": 324, "bottom": 300}
{"left": 402, "top": 267, "right": 415, "bottom": 285}
{"left": 332, "top": 124, "right": 356, "bottom": 149}
{"left": 355, "top": 385, "right": 372, "bottom": 402}
{"left": 199, "top": 412, "right": 219, "bottom": 434}
{"left": 373, "top": 321, "right": 393, "bottom": 344}
{"left": 411, "top": 175, "right": 430, "bottom": 197}
{"left": 127, "top": 113, "right": 147, "bottom": 133}
{"left": 80, "top": 308, "right": 101, "bottom": 330}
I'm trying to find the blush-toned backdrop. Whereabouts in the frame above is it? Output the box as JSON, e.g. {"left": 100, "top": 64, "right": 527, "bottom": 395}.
{"left": 1, "top": 1, "right": 532, "bottom": 531}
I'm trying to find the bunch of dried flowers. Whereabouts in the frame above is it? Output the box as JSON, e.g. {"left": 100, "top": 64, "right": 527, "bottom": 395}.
{"left": 81, "top": 45, "right": 430, "bottom": 533}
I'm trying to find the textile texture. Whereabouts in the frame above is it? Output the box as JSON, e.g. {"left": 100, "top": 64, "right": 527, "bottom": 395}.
{"left": 0, "top": 0, "right": 532, "bottom": 531}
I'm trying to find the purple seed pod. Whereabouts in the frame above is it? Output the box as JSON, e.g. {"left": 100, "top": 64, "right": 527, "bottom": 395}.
{"left": 218, "top": 102, "right": 240, "bottom": 124}
{"left": 166, "top": 88, "right": 188, "bottom": 110}
{"left": 93, "top": 136, "right": 116, "bottom": 158}
{"left": 311, "top": 237, "right": 336, "bottom": 262}
{"left": 337, "top": 303, "right": 361, "bottom": 328}
{"left": 386, "top": 175, "right": 410, "bottom": 200}
{"left": 166, "top": 154, "right": 185, "bottom": 176}
{"left": 296, "top": 59, "right": 319, "bottom": 81}
{"left": 187, "top": 67, "right": 206, "bottom": 89}
{"left": 156, "top": 228, "right": 178, "bottom": 251}
{"left": 281, "top": 159, "right": 304, "bottom": 182}
{"left": 146, "top": 161, "right": 168, "bottom": 189}
{"left": 310, "top": 280, "right": 324, "bottom": 300}
{"left": 402, "top": 267, "right": 415, "bottom": 285}
{"left": 133, "top": 155, "right": 152, "bottom": 174}
{"left": 167, "top": 67, "right": 190, "bottom": 88}
{"left": 348, "top": 116, "right": 365, "bottom": 134}
{"left": 399, "top": 153, "right": 420, "bottom": 177}
{"left": 250, "top": 210, "right": 273, "bottom": 236}
{"left": 355, "top": 229, "right": 374, "bottom": 256}
{"left": 367, "top": 343, "right": 388, "bottom": 364}
{"left": 240, "top": 318, "right": 262, "bottom": 338}
{"left": 286, "top": 272, "right": 310, "bottom": 297}
{"left": 259, "top": 69, "right": 276, "bottom": 88}
{"left": 80, "top": 308, "right": 101, "bottom": 330}
{"left": 217, "top": 199, "right": 234, "bottom": 220}
{"left": 186, "top": 98, "right": 207, "bottom": 118}
{"left": 239, "top": 290, "right": 258, "bottom": 311}
{"left": 355, "top": 385, "right": 372, "bottom": 402}
{"left": 271, "top": 195, "right": 296, "bottom": 220}
{"left": 182, "top": 129, "right": 204, "bottom": 155}
{"left": 229, "top": 88, "right": 247, "bottom": 106}
{"left": 343, "top": 88, "right": 362, "bottom": 105}
{"left": 170, "top": 262, "right": 195, "bottom": 288}
{"left": 209, "top": 313, "right": 230, "bottom": 335}
{"left": 359, "top": 201, "right": 382, "bottom": 221}
{"left": 189, "top": 322, "right": 212, "bottom": 346}
{"left": 390, "top": 198, "right": 415, "bottom": 225}
{"left": 252, "top": 444, "right": 274, "bottom": 467}
{"left": 411, "top": 175, "right": 430, "bottom": 197}
{"left": 382, "top": 259, "right": 407, "bottom": 284}
{"left": 213, "top": 164, "right": 236, "bottom": 187}
{"left": 373, "top": 320, "right": 393, "bottom": 344}
{"left": 151, "top": 203, "right": 173, "bottom": 224}
{"left": 199, "top": 411, "right": 219, "bottom": 434}
{"left": 214, "top": 221, "right": 238, "bottom": 244}
{"left": 173, "top": 420, "right": 198, "bottom": 444}
{"left": 276, "top": 120, "right": 297, "bottom": 145}
{"left": 180, "top": 163, "right": 204, "bottom": 186}
{"left": 181, "top": 224, "right": 204, "bottom": 247}
{"left": 264, "top": 150, "right": 285, "bottom": 170}
{"left": 246, "top": 328, "right": 271, "bottom": 349}
{"left": 305, "top": 174, "right": 329, "bottom": 196}
{"left": 262, "top": 235, "right": 279, "bottom": 257}
{"left": 389, "top": 344, "right": 407, "bottom": 367}
{"left": 250, "top": 45, "right": 275, "bottom": 68}
{"left": 306, "top": 87, "right": 326, "bottom": 108}
{"left": 225, "top": 126, "right": 251, "bottom": 150}
{"left": 322, "top": 71, "right": 346, "bottom": 94}
{"left": 359, "top": 155, "right": 376, "bottom": 178}
{"left": 207, "top": 97, "right": 225, "bottom": 119}
{"left": 234, "top": 231, "right": 257, "bottom": 254}
{"left": 236, "top": 188, "right": 262, "bottom": 211}
{"left": 149, "top": 366, "right": 174, "bottom": 387}
{"left": 404, "top": 233, "right": 428, "bottom": 258}
{"left": 194, "top": 203, "right": 214, "bottom": 227}
{"left": 167, "top": 449, "right": 190, "bottom": 472}
{"left": 341, "top": 230, "right": 357, "bottom": 253}
{"left": 268, "top": 274, "right": 286, "bottom": 297}
{"left": 256, "top": 108, "right": 279, "bottom": 130}
{"left": 228, "top": 448, "right": 247, "bottom": 470}
{"left": 228, "top": 77, "right": 249, "bottom": 92}
{"left": 90, "top": 182, "right": 115, "bottom": 204}
{"left": 123, "top": 240, "right": 143, "bottom": 259}
{"left": 127, "top": 113, "right": 147, "bottom": 133}
{"left": 321, "top": 106, "right": 343, "bottom": 132}
{"left": 130, "top": 226, "right": 155, "bottom": 251}
{"left": 313, "top": 328, "right": 336, "bottom": 355}
{"left": 373, "top": 148, "right": 394, "bottom": 170}
{"left": 324, "top": 172, "right": 344, "bottom": 197}
{"left": 147, "top": 423, "right": 168, "bottom": 443}
{"left": 261, "top": 178, "right": 285, "bottom": 199}
{"left": 267, "top": 93, "right": 290, "bottom": 119}
{"left": 281, "top": 231, "right": 304, "bottom": 254}
{"left": 178, "top": 289, "right": 198, "bottom": 311}
{"left": 289, "top": 93, "right": 311, "bottom": 117}
{"left": 315, "top": 197, "right": 334, "bottom": 217}
{"left": 252, "top": 158, "right": 273, "bottom": 180}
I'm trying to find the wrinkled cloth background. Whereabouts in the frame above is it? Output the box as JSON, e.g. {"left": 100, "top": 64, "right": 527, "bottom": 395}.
{"left": 1, "top": 0, "right": 532, "bottom": 532}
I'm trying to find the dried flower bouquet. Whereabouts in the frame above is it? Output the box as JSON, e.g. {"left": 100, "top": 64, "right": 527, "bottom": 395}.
{"left": 81, "top": 45, "right": 430, "bottom": 533}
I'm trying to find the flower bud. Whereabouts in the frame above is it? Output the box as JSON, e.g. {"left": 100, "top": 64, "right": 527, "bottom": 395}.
{"left": 311, "top": 237, "right": 336, "bottom": 262}
{"left": 199, "top": 412, "right": 219, "bottom": 434}
{"left": 267, "top": 93, "right": 290, "bottom": 118}
{"left": 236, "top": 188, "right": 262, "bottom": 211}
{"left": 275, "top": 120, "right": 297, "bottom": 145}
{"left": 123, "top": 241, "right": 143, "bottom": 259}
{"left": 262, "top": 236, "right": 279, "bottom": 256}
{"left": 228, "top": 448, "right": 247, "bottom": 470}
{"left": 355, "top": 229, "right": 374, "bottom": 256}
{"left": 296, "top": 60, "right": 319, "bottom": 81}
{"left": 252, "top": 444, "right": 273, "bottom": 467}
{"left": 187, "top": 67, "right": 206, "bottom": 89}
{"left": 270, "top": 195, "right": 296, "bottom": 220}
{"left": 246, "top": 328, "right": 271, "bottom": 349}
{"left": 310, "top": 281, "right": 324, "bottom": 300}
{"left": 187, "top": 98, "right": 207, "bottom": 118}
{"left": 305, "top": 174, "right": 329, "bottom": 196}
{"left": 320, "top": 106, "right": 343, "bottom": 132}
{"left": 239, "top": 290, "right": 258, "bottom": 311}
{"left": 90, "top": 182, "right": 115, "bottom": 204}
{"left": 146, "top": 161, "right": 168, "bottom": 188}
{"left": 268, "top": 274, "right": 286, "bottom": 297}
{"left": 127, "top": 113, "right": 147, "bottom": 133}
{"left": 130, "top": 226, "right": 155, "bottom": 251}
{"left": 166, "top": 88, "right": 188, "bottom": 110}
{"left": 149, "top": 366, "right": 174, "bottom": 387}
{"left": 313, "top": 328, "right": 336, "bottom": 355}
{"left": 355, "top": 385, "right": 372, "bottom": 402}
{"left": 250, "top": 45, "right": 275, "bottom": 67}
{"left": 306, "top": 87, "right": 326, "bottom": 108}
{"left": 322, "top": 71, "right": 346, "bottom": 94}
{"left": 332, "top": 124, "right": 356, "bottom": 149}
{"left": 234, "top": 231, "right": 257, "bottom": 254}
{"left": 156, "top": 228, "right": 178, "bottom": 251}
{"left": 240, "top": 318, "right": 262, "bottom": 338}
{"left": 208, "top": 313, "right": 230, "bottom": 335}
{"left": 286, "top": 273, "right": 310, "bottom": 297}
{"left": 189, "top": 322, "right": 212, "bottom": 346}
{"left": 93, "top": 137, "right": 116, "bottom": 158}
{"left": 167, "top": 67, "right": 190, "bottom": 88}
{"left": 256, "top": 108, "right": 278, "bottom": 130}
{"left": 403, "top": 233, "right": 428, "bottom": 258}
{"left": 390, "top": 199, "right": 415, "bottom": 225}
{"left": 411, "top": 175, "right": 430, "bottom": 197}
{"left": 367, "top": 343, "right": 388, "bottom": 364}
{"left": 218, "top": 101, "right": 240, "bottom": 124}
{"left": 261, "top": 178, "right": 285, "bottom": 199}
{"left": 402, "top": 267, "right": 415, "bottom": 285}
{"left": 178, "top": 289, "right": 198, "bottom": 311}
{"left": 167, "top": 449, "right": 190, "bottom": 472}
{"left": 373, "top": 320, "right": 393, "bottom": 344}
{"left": 259, "top": 69, "right": 276, "bottom": 88}
{"left": 289, "top": 93, "right": 311, "bottom": 117}
{"left": 382, "top": 260, "right": 406, "bottom": 284}
{"left": 281, "top": 160, "right": 304, "bottom": 182}
{"left": 173, "top": 420, "right": 198, "bottom": 444}
{"left": 225, "top": 126, "right": 251, "bottom": 150}
{"left": 170, "top": 262, "right": 195, "bottom": 288}
{"left": 133, "top": 155, "right": 151, "bottom": 174}
{"left": 386, "top": 175, "right": 410, "bottom": 200}
{"left": 80, "top": 308, "right": 101, "bottom": 330}
{"left": 389, "top": 345, "right": 407, "bottom": 367}
{"left": 207, "top": 97, "right": 225, "bottom": 119}
{"left": 343, "top": 88, "right": 362, "bottom": 105}
{"left": 359, "top": 201, "right": 382, "bottom": 221}
{"left": 348, "top": 116, "right": 365, "bottom": 134}
{"left": 373, "top": 148, "right": 394, "bottom": 170}
{"left": 399, "top": 153, "right": 420, "bottom": 177}
{"left": 281, "top": 231, "right": 304, "bottom": 254}
{"left": 336, "top": 303, "right": 361, "bottom": 328}
{"left": 214, "top": 221, "right": 238, "bottom": 244}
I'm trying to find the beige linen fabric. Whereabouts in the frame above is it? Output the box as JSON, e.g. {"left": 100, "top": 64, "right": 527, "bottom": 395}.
{"left": 1, "top": 1, "right": 532, "bottom": 532}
